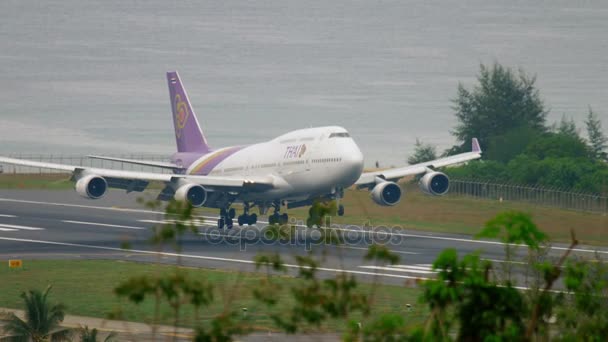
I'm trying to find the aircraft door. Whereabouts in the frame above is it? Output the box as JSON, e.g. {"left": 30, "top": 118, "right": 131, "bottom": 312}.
{"left": 306, "top": 135, "right": 322, "bottom": 171}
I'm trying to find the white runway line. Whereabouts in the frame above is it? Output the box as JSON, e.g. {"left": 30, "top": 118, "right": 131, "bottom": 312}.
{"left": 0, "top": 223, "right": 45, "bottom": 231}
{"left": 360, "top": 265, "right": 437, "bottom": 275}
{"left": 0, "top": 214, "right": 17, "bottom": 218}
{"left": 0, "top": 228, "right": 19, "bottom": 232}
{"left": 341, "top": 246, "right": 418, "bottom": 255}
{"left": 62, "top": 220, "right": 146, "bottom": 230}
{"left": 0, "top": 198, "right": 163, "bottom": 215}
{"left": 0, "top": 236, "right": 430, "bottom": 281}
{"left": 393, "top": 264, "right": 436, "bottom": 271}
{"left": 139, "top": 219, "right": 218, "bottom": 226}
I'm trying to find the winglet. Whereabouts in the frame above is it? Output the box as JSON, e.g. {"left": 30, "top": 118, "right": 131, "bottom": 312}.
{"left": 472, "top": 138, "right": 481, "bottom": 153}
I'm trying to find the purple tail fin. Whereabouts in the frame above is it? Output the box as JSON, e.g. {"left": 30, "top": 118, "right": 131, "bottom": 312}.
{"left": 167, "top": 71, "right": 210, "bottom": 153}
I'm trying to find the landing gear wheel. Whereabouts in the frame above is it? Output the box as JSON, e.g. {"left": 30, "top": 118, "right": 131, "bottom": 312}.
{"left": 228, "top": 208, "right": 236, "bottom": 219}
{"left": 225, "top": 218, "right": 233, "bottom": 229}
{"left": 237, "top": 215, "right": 245, "bottom": 226}
{"left": 218, "top": 218, "right": 225, "bottom": 229}
{"left": 269, "top": 213, "right": 279, "bottom": 225}
{"left": 338, "top": 204, "right": 345, "bottom": 217}
{"left": 280, "top": 213, "right": 289, "bottom": 225}
{"left": 248, "top": 213, "right": 257, "bottom": 225}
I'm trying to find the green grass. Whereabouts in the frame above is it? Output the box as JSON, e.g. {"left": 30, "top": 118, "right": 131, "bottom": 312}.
{"left": 0, "top": 260, "right": 424, "bottom": 332}
{"left": 0, "top": 174, "right": 73, "bottom": 190}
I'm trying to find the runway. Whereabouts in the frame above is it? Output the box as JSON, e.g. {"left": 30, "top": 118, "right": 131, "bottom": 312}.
{"left": 1, "top": 189, "right": 606, "bottom": 287}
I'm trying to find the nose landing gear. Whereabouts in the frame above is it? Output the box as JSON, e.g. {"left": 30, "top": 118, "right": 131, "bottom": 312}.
{"left": 336, "top": 187, "right": 345, "bottom": 216}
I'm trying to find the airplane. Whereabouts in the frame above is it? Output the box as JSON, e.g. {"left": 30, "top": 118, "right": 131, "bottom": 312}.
{"left": 0, "top": 71, "right": 482, "bottom": 229}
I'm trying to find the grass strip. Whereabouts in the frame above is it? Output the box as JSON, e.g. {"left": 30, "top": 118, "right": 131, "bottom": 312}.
{"left": 0, "top": 259, "right": 424, "bottom": 332}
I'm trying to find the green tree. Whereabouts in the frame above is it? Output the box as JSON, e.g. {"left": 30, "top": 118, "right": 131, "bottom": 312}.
{"left": 556, "top": 114, "right": 580, "bottom": 140}
{"left": 407, "top": 138, "right": 437, "bottom": 165}
{"left": 0, "top": 286, "right": 72, "bottom": 342}
{"left": 484, "top": 125, "right": 539, "bottom": 163}
{"left": 585, "top": 107, "right": 608, "bottom": 161}
{"left": 444, "top": 159, "right": 508, "bottom": 181}
{"left": 523, "top": 132, "right": 590, "bottom": 160}
{"left": 412, "top": 211, "right": 581, "bottom": 341}
{"left": 556, "top": 257, "right": 608, "bottom": 340}
{"left": 451, "top": 63, "right": 547, "bottom": 156}
{"left": 78, "top": 326, "right": 116, "bottom": 342}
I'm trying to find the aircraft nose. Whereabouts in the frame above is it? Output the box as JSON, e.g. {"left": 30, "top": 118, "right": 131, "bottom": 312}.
{"left": 344, "top": 142, "right": 364, "bottom": 178}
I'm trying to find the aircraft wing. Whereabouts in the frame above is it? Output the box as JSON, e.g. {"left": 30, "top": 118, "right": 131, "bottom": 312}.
{"left": 0, "top": 156, "right": 274, "bottom": 190}
{"left": 87, "top": 155, "right": 183, "bottom": 170}
{"left": 355, "top": 138, "right": 482, "bottom": 186}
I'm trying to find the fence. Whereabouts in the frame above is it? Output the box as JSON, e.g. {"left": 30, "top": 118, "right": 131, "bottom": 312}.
{"left": 0, "top": 154, "right": 173, "bottom": 174}
{"left": 449, "top": 179, "right": 608, "bottom": 215}
{"left": 1, "top": 154, "right": 607, "bottom": 214}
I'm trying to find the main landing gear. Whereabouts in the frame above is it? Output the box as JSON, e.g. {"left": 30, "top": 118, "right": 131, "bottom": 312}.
{"left": 217, "top": 207, "right": 235, "bottom": 229}
{"left": 268, "top": 201, "right": 289, "bottom": 225}
{"left": 237, "top": 203, "right": 257, "bottom": 226}
{"left": 217, "top": 203, "right": 258, "bottom": 229}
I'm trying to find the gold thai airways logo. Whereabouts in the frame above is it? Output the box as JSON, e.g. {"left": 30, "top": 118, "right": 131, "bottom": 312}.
{"left": 175, "top": 94, "right": 189, "bottom": 138}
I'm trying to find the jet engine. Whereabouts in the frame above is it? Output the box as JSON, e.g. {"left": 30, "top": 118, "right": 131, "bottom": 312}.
{"left": 419, "top": 171, "right": 450, "bottom": 196}
{"left": 75, "top": 174, "right": 108, "bottom": 199}
{"left": 371, "top": 181, "right": 402, "bottom": 206}
{"left": 174, "top": 183, "right": 207, "bottom": 207}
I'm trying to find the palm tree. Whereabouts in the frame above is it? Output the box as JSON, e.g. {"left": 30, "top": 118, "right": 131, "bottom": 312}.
{"left": 0, "top": 286, "right": 72, "bottom": 342}
{"left": 79, "top": 326, "right": 116, "bottom": 342}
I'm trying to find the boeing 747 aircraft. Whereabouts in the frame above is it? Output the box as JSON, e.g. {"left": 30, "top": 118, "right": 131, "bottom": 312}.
{"left": 0, "top": 72, "right": 481, "bottom": 228}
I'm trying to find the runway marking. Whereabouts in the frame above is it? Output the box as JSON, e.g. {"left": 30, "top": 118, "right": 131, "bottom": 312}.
{"left": 0, "top": 214, "right": 17, "bottom": 218}
{"left": 393, "top": 264, "right": 436, "bottom": 271}
{"left": 62, "top": 220, "right": 146, "bottom": 230}
{"left": 0, "top": 198, "right": 163, "bottom": 215}
{"left": 360, "top": 265, "right": 437, "bottom": 275}
{"left": 139, "top": 219, "right": 218, "bottom": 226}
{"left": 0, "top": 236, "right": 430, "bottom": 281}
{"left": 2, "top": 197, "right": 608, "bottom": 256}
{"left": 341, "top": 246, "right": 418, "bottom": 255}
{"left": 0, "top": 223, "right": 45, "bottom": 231}
{"left": 0, "top": 228, "right": 18, "bottom": 232}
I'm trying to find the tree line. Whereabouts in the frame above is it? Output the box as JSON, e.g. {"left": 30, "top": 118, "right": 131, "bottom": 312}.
{"left": 408, "top": 63, "right": 608, "bottom": 194}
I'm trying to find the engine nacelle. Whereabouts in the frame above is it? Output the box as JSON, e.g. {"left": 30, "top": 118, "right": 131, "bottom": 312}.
{"left": 75, "top": 175, "right": 108, "bottom": 199}
{"left": 419, "top": 171, "right": 450, "bottom": 196}
{"left": 174, "top": 183, "right": 207, "bottom": 207}
{"left": 371, "top": 181, "right": 402, "bottom": 206}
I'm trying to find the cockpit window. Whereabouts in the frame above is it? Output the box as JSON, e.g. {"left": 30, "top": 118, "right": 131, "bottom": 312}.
{"left": 329, "top": 132, "right": 350, "bottom": 138}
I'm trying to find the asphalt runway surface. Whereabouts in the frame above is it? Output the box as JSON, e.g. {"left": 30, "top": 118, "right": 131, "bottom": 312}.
{"left": 1, "top": 189, "right": 607, "bottom": 287}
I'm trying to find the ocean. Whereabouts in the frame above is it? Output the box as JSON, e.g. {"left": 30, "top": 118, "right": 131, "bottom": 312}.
{"left": 1, "top": 0, "right": 607, "bottom": 166}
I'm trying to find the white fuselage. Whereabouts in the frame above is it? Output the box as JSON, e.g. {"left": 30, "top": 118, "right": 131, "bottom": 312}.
{"left": 185, "top": 126, "right": 364, "bottom": 202}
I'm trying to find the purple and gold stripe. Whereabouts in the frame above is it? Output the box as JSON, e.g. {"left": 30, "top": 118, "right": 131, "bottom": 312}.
{"left": 188, "top": 146, "right": 245, "bottom": 175}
